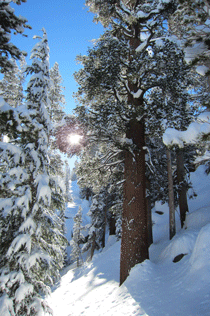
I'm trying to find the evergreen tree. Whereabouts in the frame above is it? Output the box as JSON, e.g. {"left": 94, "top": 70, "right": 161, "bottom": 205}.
{"left": 49, "top": 62, "right": 66, "bottom": 123}
{"left": 0, "top": 0, "right": 31, "bottom": 73}
{"left": 75, "top": 0, "right": 195, "bottom": 284}
{"left": 75, "top": 142, "right": 123, "bottom": 239}
{"left": 169, "top": 0, "right": 210, "bottom": 62}
{"left": 0, "top": 57, "right": 26, "bottom": 107}
{"left": 24, "top": 27, "right": 67, "bottom": 279}
{"left": 0, "top": 29, "right": 66, "bottom": 316}
{"left": 81, "top": 193, "right": 105, "bottom": 260}
{"left": 64, "top": 160, "right": 72, "bottom": 204}
{"left": 145, "top": 79, "right": 201, "bottom": 229}
{"left": 0, "top": 99, "right": 33, "bottom": 316}
{"left": 70, "top": 206, "right": 84, "bottom": 267}
{"left": 48, "top": 61, "right": 66, "bottom": 236}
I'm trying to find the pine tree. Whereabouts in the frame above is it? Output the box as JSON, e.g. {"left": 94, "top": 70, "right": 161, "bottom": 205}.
{"left": 75, "top": 0, "right": 193, "bottom": 284}
{"left": 0, "top": 0, "right": 31, "bottom": 73}
{"left": 70, "top": 206, "right": 84, "bottom": 267}
{"left": 0, "top": 99, "right": 33, "bottom": 316}
{"left": 49, "top": 62, "right": 66, "bottom": 123}
{"left": 146, "top": 75, "right": 203, "bottom": 230}
{"left": 24, "top": 26, "right": 67, "bottom": 281}
{"left": 169, "top": 0, "right": 210, "bottom": 61}
{"left": 64, "top": 161, "right": 72, "bottom": 204}
{"left": 48, "top": 61, "right": 67, "bottom": 237}
{"left": 0, "top": 29, "right": 66, "bottom": 316}
{"left": 0, "top": 57, "right": 26, "bottom": 107}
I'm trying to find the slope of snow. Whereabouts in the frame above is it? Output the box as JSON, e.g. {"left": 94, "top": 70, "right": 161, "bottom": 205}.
{"left": 47, "top": 166, "right": 210, "bottom": 316}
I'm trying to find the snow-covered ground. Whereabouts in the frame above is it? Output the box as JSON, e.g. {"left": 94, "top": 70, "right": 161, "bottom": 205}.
{"left": 47, "top": 166, "right": 210, "bottom": 316}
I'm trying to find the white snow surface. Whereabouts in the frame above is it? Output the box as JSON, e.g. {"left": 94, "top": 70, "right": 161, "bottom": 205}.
{"left": 196, "top": 65, "right": 209, "bottom": 76}
{"left": 46, "top": 166, "right": 210, "bottom": 316}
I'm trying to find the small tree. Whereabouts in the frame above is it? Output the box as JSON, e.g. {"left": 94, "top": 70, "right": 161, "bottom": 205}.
{"left": 49, "top": 62, "right": 66, "bottom": 123}
{"left": 64, "top": 161, "right": 72, "bottom": 204}
{"left": 0, "top": 57, "right": 26, "bottom": 107}
{"left": 70, "top": 206, "right": 84, "bottom": 267}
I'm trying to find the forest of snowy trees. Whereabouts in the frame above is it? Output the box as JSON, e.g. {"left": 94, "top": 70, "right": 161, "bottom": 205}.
{"left": 1, "top": 0, "right": 210, "bottom": 315}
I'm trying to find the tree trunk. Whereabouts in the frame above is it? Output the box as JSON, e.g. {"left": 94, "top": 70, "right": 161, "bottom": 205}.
{"left": 102, "top": 199, "right": 107, "bottom": 248}
{"left": 77, "top": 257, "right": 80, "bottom": 268}
{"left": 109, "top": 215, "right": 116, "bottom": 235}
{"left": 166, "top": 148, "right": 176, "bottom": 240}
{"left": 90, "top": 231, "right": 96, "bottom": 260}
{"left": 120, "top": 119, "right": 149, "bottom": 285}
{"left": 176, "top": 149, "right": 188, "bottom": 228}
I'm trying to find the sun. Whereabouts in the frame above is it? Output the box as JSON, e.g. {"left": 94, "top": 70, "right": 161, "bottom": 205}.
{"left": 68, "top": 134, "right": 82, "bottom": 145}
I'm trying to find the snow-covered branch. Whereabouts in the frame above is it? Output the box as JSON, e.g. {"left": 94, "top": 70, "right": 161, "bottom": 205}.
{"left": 163, "top": 111, "right": 210, "bottom": 148}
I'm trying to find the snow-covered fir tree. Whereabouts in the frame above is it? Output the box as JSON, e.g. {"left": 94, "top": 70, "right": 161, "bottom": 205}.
{"left": 0, "top": 0, "right": 30, "bottom": 73}
{"left": 0, "top": 57, "right": 25, "bottom": 108}
{"left": 83, "top": 191, "right": 106, "bottom": 255}
{"left": 48, "top": 61, "right": 67, "bottom": 237}
{"left": 70, "top": 206, "right": 84, "bottom": 267}
{"left": 64, "top": 161, "right": 72, "bottom": 204}
{"left": 0, "top": 29, "right": 66, "bottom": 316}
{"left": 24, "top": 26, "right": 67, "bottom": 284}
{"left": 49, "top": 62, "right": 66, "bottom": 123}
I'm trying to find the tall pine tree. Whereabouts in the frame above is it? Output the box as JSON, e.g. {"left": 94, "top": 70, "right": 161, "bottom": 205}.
{"left": 75, "top": 0, "right": 192, "bottom": 283}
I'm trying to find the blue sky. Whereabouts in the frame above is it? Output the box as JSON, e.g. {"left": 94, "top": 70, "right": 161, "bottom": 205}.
{"left": 11, "top": 0, "right": 104, "bottom": 114}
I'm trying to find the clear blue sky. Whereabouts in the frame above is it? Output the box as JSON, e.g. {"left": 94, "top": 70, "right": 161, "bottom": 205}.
{"left": 11, "top": 0, "right": 104, "bottom": 114}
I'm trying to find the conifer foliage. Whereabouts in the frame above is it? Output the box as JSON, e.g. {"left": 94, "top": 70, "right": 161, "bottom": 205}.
{"left": 0, "top": 29, "right": 66, "bottom": 316}
{"left": 70, "top": 206, "right": 84, "bottom": 267}
{"left": 0, "top": 0, "right": 30, "bottom": 73}
{"left": 0, "top": 56, "right": 26, "bottom": 107}
{"left": 74, "top": 0, "right": 195, "bottom": 284}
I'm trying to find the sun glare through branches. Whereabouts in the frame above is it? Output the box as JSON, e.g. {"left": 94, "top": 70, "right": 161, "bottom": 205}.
{"left": 68, "top": 134, "right": 83, "bottom": 145}
{"left": 56, "top": 116, "right": 86, "bottom": 156}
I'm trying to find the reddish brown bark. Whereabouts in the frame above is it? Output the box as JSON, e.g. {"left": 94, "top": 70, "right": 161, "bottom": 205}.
{"left": 120, "top": 119, "right": 149, "bottom": 285}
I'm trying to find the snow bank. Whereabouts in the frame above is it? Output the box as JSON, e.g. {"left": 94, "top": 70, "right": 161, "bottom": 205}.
{"left": 185, "top": 207, "right": 210, "bottom": 230}
{"left": 159, "top": 230, "right": 197, "bottom": 262}
{"left": 189, "top": 223, "right": 210, "bottom": 273}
